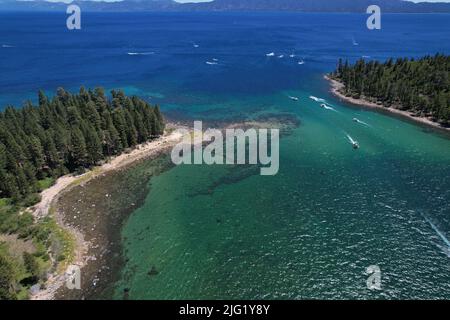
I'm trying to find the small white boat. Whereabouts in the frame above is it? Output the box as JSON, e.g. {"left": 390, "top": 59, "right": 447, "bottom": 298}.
{"left": 298, "top": 60, "right": 305, "bottom": 65}
{"left": 346, "top": 134, "right": 360, "bottom": 150}
{"left": 320, "top": 103, "right": 337, "bottom": 111}
{"left": 353, "top": 117, "right": 370, "bottom": 126}
{"left": 266, "top": 52, "right": 275, "bottom": 57}
{"left": 309, "top": 96, "right": 325, "bottom": 102}
{"left": 127, "top": 52, "right": 154, "bottom": 56}
{"left": 278, "top": 55, "right": 284, "bottom": 58}
{"left": 288, "top": 96, "right": 299, "bottom": 101}
{"left": 206, "top": 61, "right": 218, "bottom": 65}
{"left": 289, "top": 53, "right": 295, "bottom": 58}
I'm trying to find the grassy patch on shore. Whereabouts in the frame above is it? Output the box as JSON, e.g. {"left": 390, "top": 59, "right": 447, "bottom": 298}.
{"left": 37, "top": 178, "right": 55, "bottom": 192}
{"left": 0, "top": 198, "right": 10, "bottom": 208}
{"left": 42, "top": 207, "right": 76, "bottom": 272}
{"left": 0, "top": 198, "right": 75, "bottom": 299}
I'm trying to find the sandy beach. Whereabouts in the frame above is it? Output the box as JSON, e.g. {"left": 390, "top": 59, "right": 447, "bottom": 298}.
{"left": 29, "top": 124, "right": 185, "bottom": 300}
{"left": 325, "top": 75, "right": 450, "bottom": 133}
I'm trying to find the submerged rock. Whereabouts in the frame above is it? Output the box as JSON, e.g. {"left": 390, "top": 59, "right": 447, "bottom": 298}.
{"left": 147, "top": 266, "right": 159, "bottom": 276}
{"left": 123, "top": 288, "right": 130, "bottom": 300}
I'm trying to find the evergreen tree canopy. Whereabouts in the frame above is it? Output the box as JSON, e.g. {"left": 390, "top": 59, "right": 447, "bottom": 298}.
{"left": 0, "top": 87, "right": 165, "bottom": 200}
{"left": 330, "top": 54, "right": 450, "bottom": 125}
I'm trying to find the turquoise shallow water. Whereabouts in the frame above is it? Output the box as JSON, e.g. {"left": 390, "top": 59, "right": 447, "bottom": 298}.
{"left": 115, "top": 90, "right": 450, "bottom": 299}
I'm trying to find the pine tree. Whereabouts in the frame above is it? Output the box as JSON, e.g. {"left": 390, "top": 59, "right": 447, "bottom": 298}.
{"left": 84, "top": 124, "right": 103, "bottom": 165}
{"left": 69, "top": 127, "right": 88, "bottom": 169}
{"left": 28, "top": 136, "right": 45, "bottom": 176}
{"left": 0, "top": 253, "right": 17, "bottom": 300}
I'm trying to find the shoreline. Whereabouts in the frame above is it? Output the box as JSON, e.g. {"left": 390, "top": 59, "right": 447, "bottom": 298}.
{"left": 325, "top": 75, "right": 450, "bottom": 133}
{"left": 29, "top": 124, "right": 185, "bottom": 300}
{"left": 29, "top": 115, "right": 300, "bottom": 300}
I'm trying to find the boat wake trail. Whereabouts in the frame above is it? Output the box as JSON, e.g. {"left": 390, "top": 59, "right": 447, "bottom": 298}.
{"left": 346, "top": 133, "right": 356, "bottom": 144}
{"left": 309, "top": 96, "right": 338, "bottom": 112}
{"left": 127, "top": 52, "right": 155, "bottom": 56}
{"left": 345, "top": 133, "right": 359, "bottom": 149}
{"left": 422, "top": 214, "right": 450, "bottom": 249}
{"left": 309, "top": 96, "right": 326, "bottom": 103}
{"left": 353, "top": 118, "right": 371, "bottom": 127}
{"left": 320, "top": 103, "right": 338, "bottom": 112}
{"left": 436, "top": 244, "right": 450, "bottom": 257}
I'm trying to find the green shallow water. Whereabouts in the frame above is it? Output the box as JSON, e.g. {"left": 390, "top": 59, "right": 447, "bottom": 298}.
{"left": 114, "top": 90, "right": 450, "bottom": 300}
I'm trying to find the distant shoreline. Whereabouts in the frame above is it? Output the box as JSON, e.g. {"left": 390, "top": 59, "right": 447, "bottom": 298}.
{"left": 325, "top": 75, "right": 450, "bottom": 133}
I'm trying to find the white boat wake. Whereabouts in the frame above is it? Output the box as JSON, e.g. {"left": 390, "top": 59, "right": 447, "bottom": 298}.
{"left": 435, "top": 244, "right": 450, "bottom": 258}
{"left": 422, "top": 214, "right": 450, "bottom": 251}
{"left": 2, "top": 44, "right": 14, "bottom": 48}
{"left": 345, "top": 133, "right": 360, "bottom": 149}
{"left": 309, "top": 96, "right": 338, "bottom": 112}
{"left": 206, "top": 61, "right": 218, "bottom": 65}
{"left": 288, "top": 95, "right": 299, "bottom": 101}
{"left": 309, "top": 96, "right": 326, "bottom": 102}
{"left": 320, "top": 103, "right": 337, "bottom": 112}
{"left": 352, "top": 118, "right": 371, "bottom": 127}
{"left": 127, "top": 52, "right": 155, "bottom": 56}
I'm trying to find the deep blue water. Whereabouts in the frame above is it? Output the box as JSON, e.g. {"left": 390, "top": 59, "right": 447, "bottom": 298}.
{"left": 1, "top": 12, "right": 449, "bottom": 116}
{"left": 2, "top": 12, "right": 450, "bottom": 299}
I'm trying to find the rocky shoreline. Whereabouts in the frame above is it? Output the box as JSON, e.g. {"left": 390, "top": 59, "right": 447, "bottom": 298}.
{"left": 325, "top": 75, "right": 450, "bottom": 133}
{"left": 31, "top": 116, "right": 300, "bottom": 300}
{"left": 30, "top": 125, "right": 185, "bottom": 300}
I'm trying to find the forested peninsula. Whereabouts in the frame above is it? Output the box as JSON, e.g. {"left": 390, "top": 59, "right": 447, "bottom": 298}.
{"left": 328, "top": 54, "right": 450, "bottom": 128}
{"left": 0, "top": 87, "right": 165, "bottom": 299}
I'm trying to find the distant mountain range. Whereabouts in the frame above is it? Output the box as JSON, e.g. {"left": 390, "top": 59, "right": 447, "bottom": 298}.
{"left": 1, "top": 0, "right": 450, "bottom": 13}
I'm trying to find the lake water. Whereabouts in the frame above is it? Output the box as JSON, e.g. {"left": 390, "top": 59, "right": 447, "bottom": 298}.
{"left": 1, "top": 12, "right": 450, "bottom": 299}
